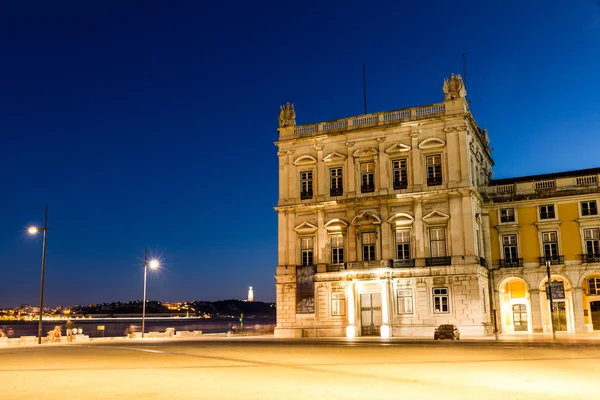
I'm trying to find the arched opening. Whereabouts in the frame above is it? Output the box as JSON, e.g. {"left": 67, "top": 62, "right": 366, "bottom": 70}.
{"left": 582, "top": 273, "right": 600, "bottom": 331}
{"left": 498, "top": 277, "right": 530, "bottom": 333}
{"left": 539, "top": 275, "right": 572, "bottom": 333}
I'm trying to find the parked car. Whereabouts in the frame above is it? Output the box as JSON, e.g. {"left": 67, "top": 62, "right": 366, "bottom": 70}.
{"left": 434, "top": 324, "right": 460, "bottom": 340}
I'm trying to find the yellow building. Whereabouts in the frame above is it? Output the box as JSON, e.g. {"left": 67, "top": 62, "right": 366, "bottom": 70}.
{"left": 482, "top": 170, "right": 600, "bottom": 333}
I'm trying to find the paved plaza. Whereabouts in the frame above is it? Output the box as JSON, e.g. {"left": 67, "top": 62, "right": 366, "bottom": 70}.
{"left": 1, "top": 336, "right": 599, "bottom": 400}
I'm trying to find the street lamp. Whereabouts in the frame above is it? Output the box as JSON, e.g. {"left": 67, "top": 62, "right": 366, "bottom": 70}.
{"left": 545, "top": 260, "right": 556, "bottom": 340}
{"left": 142, "top": 249, "right": 159, "bottom": 339}
{"left": 28, "top": 204, "right": 50, "bottom": 345}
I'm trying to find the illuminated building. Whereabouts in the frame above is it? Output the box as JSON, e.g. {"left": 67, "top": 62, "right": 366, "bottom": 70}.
{"left": 248, "top": 287, "right": 254, "bottom": 302}
{"left": 274, "top": 74, "right": 494, "bottom": 337}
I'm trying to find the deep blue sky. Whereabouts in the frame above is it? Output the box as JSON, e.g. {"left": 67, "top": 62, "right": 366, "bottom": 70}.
{"left": 1, "top": 1, "right": 599, "bottom": 307}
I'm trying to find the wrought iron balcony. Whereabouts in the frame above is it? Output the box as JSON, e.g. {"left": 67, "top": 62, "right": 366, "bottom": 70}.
{"left": 539, "top": 255, "right": 564, "bottom": 266}
{"left": 300, "top": 191, "right": 313, "bottom": 200}
{"left": 425, "top": 256, "right": 451, "bottom": 266}
{"left": 326, "top": 263, "right": 346, "bottom": 272}
{"left": 582, "top": 254, "right": 600, "bottom": 263}
{"left": 392, "top": 258, "right": 415, "bottom": 268}
{"left": 330, "top": 187, "right": 343, "bottom": 197}
{"left": 499, "top": 258, "right": 523, "bottom": 268}
{"left": 393, "top": 180, "right": 408, "bottom": 190}
{"left": 361, "top": 183, "right": 375, "bottom": 193}
{"left": 427, "top": 176, "right": 443, "bottom": 186}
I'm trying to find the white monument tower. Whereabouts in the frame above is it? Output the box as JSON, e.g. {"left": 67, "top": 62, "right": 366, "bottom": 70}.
{"left": 248, "top": 286, "right": 254, "bottom": 302}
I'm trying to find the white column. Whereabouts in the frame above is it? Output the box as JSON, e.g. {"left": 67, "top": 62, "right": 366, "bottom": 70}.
{"left": 346, "top": 281, "right": 356, "bottom": 338}
{"left": 529, "top": 289, "right": 543, "bottom": 333}
{"left": 571, "top": 287, "right": 586, "bottom": 332}
{"left": 380, "top": 279, "right": 391, "bottom": 338}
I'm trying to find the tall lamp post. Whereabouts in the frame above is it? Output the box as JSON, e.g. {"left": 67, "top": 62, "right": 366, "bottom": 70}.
{"left": 546, "top": 260, "right": 557, "bottom": 340}
{"left": 142, "top": 248, "right": 159, "bottom": 339}
{"left": 28, "top": 204, "right": 50, "bottom": 345}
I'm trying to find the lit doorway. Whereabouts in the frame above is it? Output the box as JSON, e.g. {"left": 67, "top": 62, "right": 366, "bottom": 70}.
{"left": 552, "top": 302, "right": 567, "bottom": 331}
{"left": 591, "top": 301, "right": 600, "bottom": 330}
{"left": 512, "top": 304, "right": 528, "bottom": 331}
{"left": 360, "top": 293, "right": 382, "bottom": 336}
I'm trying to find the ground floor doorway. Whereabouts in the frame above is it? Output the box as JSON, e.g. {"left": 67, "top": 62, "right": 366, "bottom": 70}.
{"left": 552, "top": 301, "right": 567, "bottom": 331}
{"left": 512, "top": 304, "right": 528, "bottom": 332}
{"left": 360, "top": 293, "right": 382, "bottom": 336}
{"left": 591, "top": 301, "right": 600, "bottom": 330}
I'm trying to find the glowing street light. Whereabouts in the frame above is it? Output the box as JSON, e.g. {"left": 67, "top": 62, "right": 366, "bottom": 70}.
{"left": 142, "top": 249, "right": 159, "bottom": 339}
{"left": 28, "top": 204, "right": 50, "bottom": 345}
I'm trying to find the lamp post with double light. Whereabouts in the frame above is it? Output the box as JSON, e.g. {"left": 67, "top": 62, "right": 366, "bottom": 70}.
{"left": 142, "top": 249, "right": 159, "bottom": 339}
{"left": 28, "top": 204, "right": 50, "bottom": 345}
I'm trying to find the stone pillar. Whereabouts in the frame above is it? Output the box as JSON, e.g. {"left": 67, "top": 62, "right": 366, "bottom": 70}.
{"left": 380, "top": 278, "right": 391, "bottom": 337}
{"left": 414, "top": 198, "right": 424, "bottom": 262}
{"left": 380, "top": 207, "right": 391, "bottom": 261}
{"left": 377, "top": 137, "right": 389, "bottom": 194}
{"left": 288, "top": 151, "right": 297, "bottom": 200}
{"left": 528, "top": 289, "right": 543, "bottom": 333}
{"left": 410, "top": 130, "right": 422, "bottom": 192}
{"left": 481, "top": 211, "right": 493, "bottom": 267}
{"left": 448, "top": 193, "right": 462, "bottom": 260}
{"left": 316, "top": 210, "right": 326, "bottom": 272}
{"left": 444, "top": 127, "right": 460, "bottom": 188}
{"left": 346, "top": 281, "right": 356, "bottom": 338}
{"left": 277, "top": 151, "right": 288, "bottom": 202}
{"left": 316, "top": 145, "right": 326, "bottom": 201}
{"left": 571, "top": 287, "right": 586, "bottom": 332}
{"left": 346, "top": 142, "right": 355, "bottom": 195}
{"left": 347, "top": 218, "right": 357, "bottom": 262}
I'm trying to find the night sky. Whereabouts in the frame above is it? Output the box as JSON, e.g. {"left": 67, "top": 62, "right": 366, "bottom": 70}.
{"left": 1, "top": 1, "right": 599, "bottom": 307}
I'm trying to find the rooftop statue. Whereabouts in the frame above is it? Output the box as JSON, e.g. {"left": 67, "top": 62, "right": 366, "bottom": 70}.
{"left": 278, "top": 102, "right": 296, "bottom": 128}
{"left": 442, "top": 73, "right": 467, "bottom": 101}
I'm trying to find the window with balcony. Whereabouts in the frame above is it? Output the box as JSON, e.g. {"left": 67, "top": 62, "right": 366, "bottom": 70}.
{"left": 588, "top": 277, "right": 600, "bottom": 295}
{"left": 500, "top": 208, "right": 515, "bottom": 223}
{"left": 300, "top": 171, "right": 313, "bottom": 200}
{"left": 362, "top": 232, "right": 376, "bottom": 261}
{"left": 397, "top": 288, "right": 413, "bottom": 315}
{"left": 429, "top": 228, "right": 446, "bottom": 257}
{"left": 395, "top": 230, "right": 411, "bottom": 260}
{"left": 542, "top": 231, "right": 559, "bottom": 263}
{"left": 329, "top": 167, "right": 343, "bottom": 197}
{"left": 502, "top": 234, "right": 521, "bottom": 267}
{"left": 300, "top": 237, "right": 314, "bottom": 266}
{"left": 331, "top": 292, "right": 345, "bottom": 316}
{"left": 361, "top": 162, "right": 375, "bottom": 193}
{"left": 433, "top": 288, "right": 449, "bottom": 313}
{"left": 581, "top": 201, "right": 598, "bottom": 216}
{"left": 392, "top": 159, "right": 408, "bottom": 190}
{"left": 584, "top": 228, "right": 600, "bottom": 262}
{"left": 426, "top": 155, "right": 442, "bottom": 186}
{"left": 539, "top": 205, "right": 555, "bottom": 220}
{"left": 330, "top": 235, "right": 344, "bottom": 265}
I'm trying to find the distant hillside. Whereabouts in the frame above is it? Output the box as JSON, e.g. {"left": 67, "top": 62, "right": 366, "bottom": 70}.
{"left": 72, "top": 300, "right": 275, "bottom": 318}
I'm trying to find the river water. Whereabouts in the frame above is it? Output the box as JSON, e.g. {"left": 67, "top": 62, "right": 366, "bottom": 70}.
{"left": 0, "top": 317, "right": 275, "bottom": 338}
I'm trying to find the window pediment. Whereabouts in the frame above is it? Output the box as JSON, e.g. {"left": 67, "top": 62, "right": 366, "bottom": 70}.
{"left": 418, "top": 138, "right": 446, "bottom": 150}
{"left": 576, "top": 216, "right": 600, "bottom": 228}
{"left": 422, "top": 210, "right": 450, "bottom": 225}
{"left": 351, "top": 210, "right": 381, "bottom": 226}
{"left": 534, "top": 220, "right": 562, "bottom": 230}
{"left": 293, "top": 155, "right": 318, "bottom": 166}
{"left": 387, "top": 213, "right": 415, "bottom": 227}
{"left": 385, "top": 143, "right": 411, "bottom": 154}
{"left": 294, "top": 221, "right": 318, "bottom": 235}
{"left": 352, "top": 148, "right": 378, "bottom": 158}
{"left": 324, "top": 218, "right": 349, "bottom": 233}
{"left": 323, "top": 151, "right": 347, "bottom": 163}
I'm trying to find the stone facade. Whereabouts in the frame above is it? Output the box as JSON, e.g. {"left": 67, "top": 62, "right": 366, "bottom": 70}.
{"left": 274, "top": 74, "right": 495, "bottom": 338}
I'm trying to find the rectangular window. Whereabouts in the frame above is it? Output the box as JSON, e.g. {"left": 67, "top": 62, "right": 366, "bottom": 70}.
{"left": 500, "top": 208, "right": 515, "bottom": 223}
{"left": 433, "top": 288, "right": 449, "bottom": 313}
{"left": 502, "top": 234, "right": 518, "bottom": 261}
{"left": 300, "top": 237, "right": 314, "bottom": 266}
{"left": 539, "top": 205, "right": 555, "bottom": 220}
{"left": 426, "top": 155, "right": 442, "bottom": 186}
{"left": 392, "top": 159, "right": 408, "bottom": 190}
{"left": 584, "top": 228, "right": 600, "bottom": 256}
{"left": 300, "top": 171, "right": 313, "bottom": 200}
{"left": 581, "top": 201, "right": 598, "bottom": 216}
{"left": 361, "top": 162, "right": 375, "bottom": 193}
{"left": 331, "top": 292, "right": 345, "bottom": 316}
{"left": 330, "top": 235, "right": 344, "bottom": 264}
{"left": 429, "top": 228, "right": 446, "bottom": 257}
{"left": 395, "top": 230, "right": 411, "bottom": 260}
{"left": 397, "top": 288, "right": 413, "bottom": 315}
{"left": 589, "top": 277, "right": 600, "bottom": 295}
{"left": 542, "top": 231, "right": 559, "bottom": 259}
{"left": 362, "top": 232, "right": 376, "bottom": 261}
{"left": 330, "top": 167, "right": 343, "bottom": 197}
